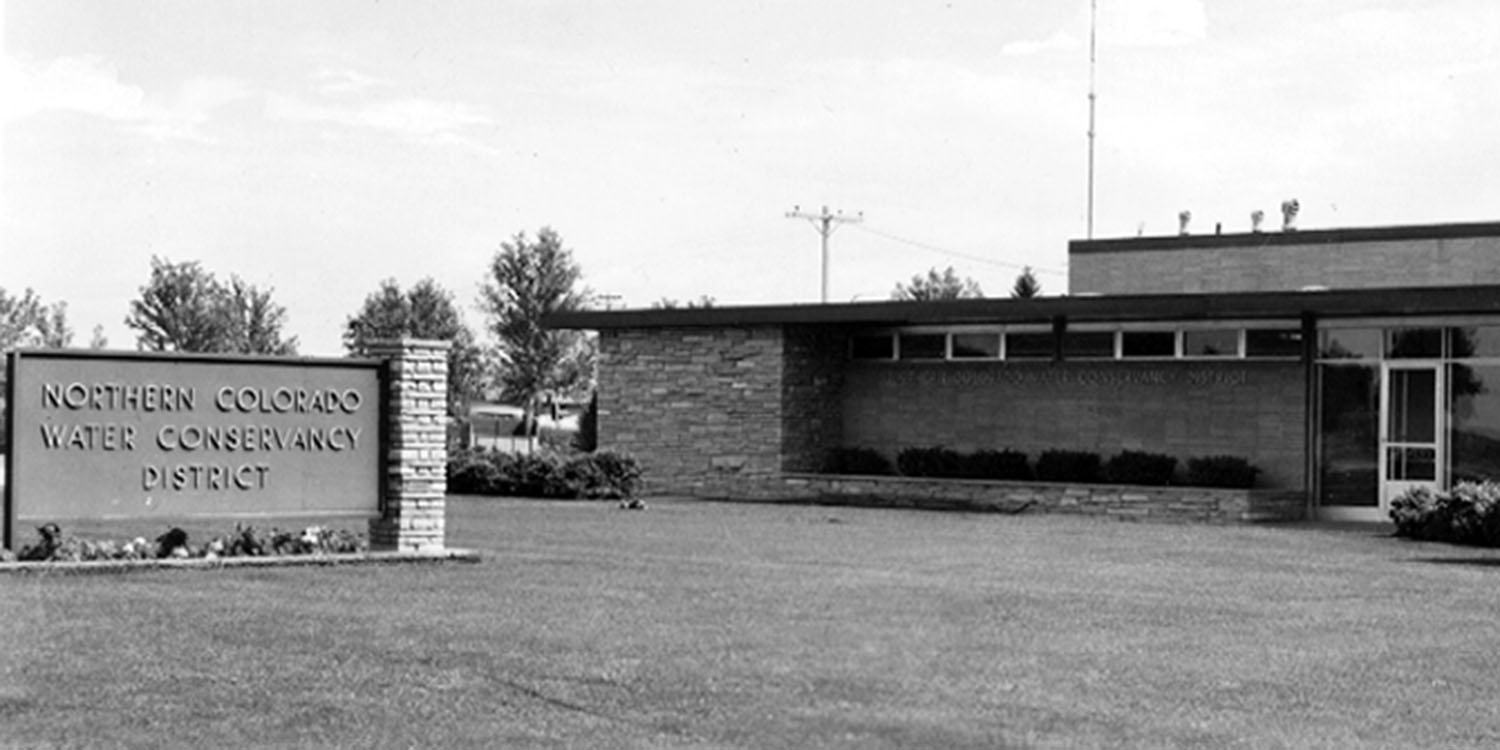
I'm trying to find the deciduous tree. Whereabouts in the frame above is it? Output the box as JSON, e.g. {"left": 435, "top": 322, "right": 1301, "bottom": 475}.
{"left": 891, "top": 267, "right": 984, "bottom": 301}
{"left": 124, "top": 257, "right": 297, "bottom": 354}
{"left": 1, "top": 287, "right": 73, "bottom": 351}
{"left": 1, "top": 286, "right": 74, "bottom": 452}
{"left": 478, "top": 228, "right": 595, "bottom": 435}
{"left": 344, "top": 277, "right": 483, "bottom": 416}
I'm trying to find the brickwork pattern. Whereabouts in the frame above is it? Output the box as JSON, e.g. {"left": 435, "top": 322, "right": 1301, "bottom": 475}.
{"left": 598, "top": 327, "right": 787, "bottom": 496}
{"left": 1071, "top": 236, "right": 1500, "bottom": 295}
{"left": 779, "top": 325, "right": 846, "bottom": 472}
{"left": 364, "top": 339, "right": 449, "bottom": 552}
{"left": 775, "top": 473, "right": 1307, "bottom": 523}
{"left": 840, "top": 360, "right": 1308, "bottom": 490}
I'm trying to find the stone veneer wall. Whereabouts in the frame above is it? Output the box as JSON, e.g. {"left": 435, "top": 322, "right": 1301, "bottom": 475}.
{"left": 776, "top": 473, "right": 1307, "bottom": 523}
{"left": 1070, "top": 235, "right": 1500, "bottom": 295}
{"left": 598, "top": 326, "right": 788, "bottom": 496}
{"left": 363, "top": 339, "right": 449, "bottom": 552}
{"left": 841, "top": 360, "right": 1308, "bottom": 490}
{"left": 594, "top": 325, "right": 1312, "bottom": 522}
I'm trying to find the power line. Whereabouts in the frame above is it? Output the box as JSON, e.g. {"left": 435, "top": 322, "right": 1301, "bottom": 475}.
{"left": 785, "top": 205, "right": 863, "bottom": 303}
{"left": 852, "top": 224, "right": 1067, "bottom": 276}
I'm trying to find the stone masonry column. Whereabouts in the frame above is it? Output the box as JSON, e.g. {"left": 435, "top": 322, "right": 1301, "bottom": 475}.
{"left": 364, "top": 338, "right": 450, "bottom": 552}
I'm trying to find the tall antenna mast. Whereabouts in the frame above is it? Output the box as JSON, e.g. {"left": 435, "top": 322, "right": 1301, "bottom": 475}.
{"left": 786, "top": 205, "right": 863, "bottom": 303}
{"left": 1086, "top": 0, "right": 1098, "bottom": 239}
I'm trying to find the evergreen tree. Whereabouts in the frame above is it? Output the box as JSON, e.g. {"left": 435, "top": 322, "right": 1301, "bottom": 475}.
{"left": 1011, "top": 267, "right": 1042, "bottom": 298}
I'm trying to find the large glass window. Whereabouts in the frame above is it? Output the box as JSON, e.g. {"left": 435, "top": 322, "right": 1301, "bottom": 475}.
{"left": 898, "top": 333, "right": 946, "bottom": 360}
{"left": 1245, "top": 328, "right": 1303, "bottom": 358}
{"left": 1121, "top": 331, "right": 1176, "bottom": 358}
{"left": 951, "top": 333, "right": 1000, "bottom": 359}
{"left": 1387, "top": 328, "right": 1444, "bottom": 359}
{"left": 1005, "top": 332, "right": 1054, "bottom": 360}
{"left": 850, "top": 334, "right": 894, "bottom": 360}
{"left": 1062, "top": 331, "right": 1115, "bottom": 359}
{"left": 1453, "top": 326, "right": 1500, "bottom": 359}
{"left": 1319, "top": 365, "right": 1380, "bottom": 507}
{"left": 1183, "top": 329, "right": 1239, "bottom": 357}
{"left": 1450, "top": 363, "right": 1500, "bottom": 484}
{"left": 1320, "top": 328, "right": 1382, "bottom": 360}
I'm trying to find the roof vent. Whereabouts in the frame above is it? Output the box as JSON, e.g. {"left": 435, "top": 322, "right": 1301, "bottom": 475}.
{"left": 1281, "top": 199, "right": 1300, "bottom": 232}
{"left": 1178, "top": 210, "right": 1192, "bottom": 236}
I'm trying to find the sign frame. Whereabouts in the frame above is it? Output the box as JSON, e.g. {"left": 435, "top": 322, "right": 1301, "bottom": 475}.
{"left": 4, "top": 349, "right": 388, "bottom": 549}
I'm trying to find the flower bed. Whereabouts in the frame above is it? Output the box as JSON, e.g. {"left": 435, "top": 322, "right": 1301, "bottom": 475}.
{"left": 2, "top": 522, "right": 366, "bottom": 564}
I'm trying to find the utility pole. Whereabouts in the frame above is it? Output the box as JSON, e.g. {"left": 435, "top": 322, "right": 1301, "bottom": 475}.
{"left": 785, "top": 204, "right": 862, "bottom": 303}
{"left": 1086, "top": 0, "right": 1098, "bottom": 240}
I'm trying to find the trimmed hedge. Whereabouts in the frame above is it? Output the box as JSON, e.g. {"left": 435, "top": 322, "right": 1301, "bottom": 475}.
{"left": 447, "top": 448, "right": 641, "bottom": 499}
{"left": 828, "top": 445, "right": 1260, "bottom": 488}
{"left": 961, "top": 449, "right": 1032, "bottom": 481}
{"left": 1035, "top": 450, "right": 1102, "bottom": 483}
{"left": 1390, "top": 481, "right": 1500, "bottom": 546}
{"left": 1103, "top": 451, "right": 1177, "bottom": 486}
{"left": 823, "top": 447, "right": 895, "bottom": 476}
{"left": 890, "top": 447, "right": 1034, "bottom": 481}
{"left": 1186, "top": 455, "right": 1260, "bottom": 489}
{"left": 896, "top": 446, "right": 965, "bottom": 478}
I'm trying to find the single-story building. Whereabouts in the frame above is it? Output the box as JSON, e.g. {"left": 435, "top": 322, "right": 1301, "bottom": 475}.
{"left": 547, "top": 220, "right": 1500, "bottom": 522}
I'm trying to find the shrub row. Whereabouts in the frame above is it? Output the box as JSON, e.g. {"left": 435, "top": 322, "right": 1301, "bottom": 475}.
{"left": 1390, "top": 481, "right": 1500, "bottom": 546}
{"left": 824, "top": 446, "right": 1259, "bottom": 488}
{"left": 447, "top": 448, "right": 641, "bottom": 499}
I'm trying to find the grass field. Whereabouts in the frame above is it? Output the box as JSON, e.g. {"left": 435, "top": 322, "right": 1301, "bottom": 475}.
{"left": 3, "top": 498, "right": 1500, "bottom": 749}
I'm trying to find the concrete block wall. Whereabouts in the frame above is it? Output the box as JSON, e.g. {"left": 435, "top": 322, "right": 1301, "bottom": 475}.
{"left": 840, "top": 360, "right": 1308, "bottom": 490}
{"left": 363, "top": 339, "right": 449, "bottom": 552}
{"left": 598, "top": 326, "right": 789, "bottom": 496}
{"left": 1070, "top": 234, "right": 1500, "bottom": 295}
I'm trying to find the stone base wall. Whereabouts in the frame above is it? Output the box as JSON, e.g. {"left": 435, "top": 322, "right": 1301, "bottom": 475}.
{"left": 756, "top": 473, "right": 1307, "bottom": 524}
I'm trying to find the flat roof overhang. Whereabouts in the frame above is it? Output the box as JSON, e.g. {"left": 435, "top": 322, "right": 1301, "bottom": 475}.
{"left": 1069, "top": 219, "right": 1500, "bottom": 255}
{"left": 545, "top": 285, "right": 1500, "bottom": 331}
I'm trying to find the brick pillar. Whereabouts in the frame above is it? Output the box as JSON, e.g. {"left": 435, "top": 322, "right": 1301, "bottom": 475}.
{"left": 364, "top": 339, "right": 450, "bottom": 552}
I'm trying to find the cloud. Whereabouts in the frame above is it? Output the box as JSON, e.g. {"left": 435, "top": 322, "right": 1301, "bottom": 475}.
{"left": 1108, "top": 0, "right": 1207, "bottom": 47}
{"left": 311, "top": 67, "right": 393, "bottom": 95}
{"left": 1003, "top": 0, "right": 1207, "bottom": 57}
{"left": 2, "top": 55, "right": 147, "bottom": 121}
{"left": 2, "top": 55, "right": 250, "bottom": 142}
{"left": 265, "top": 91, "right": 498, "bottom": 157}
{"left": 1002, "top": 31, "right": 1080, "bottom": 57}
{"left": 266, "top": 93, "right": 492, "bottom": 137}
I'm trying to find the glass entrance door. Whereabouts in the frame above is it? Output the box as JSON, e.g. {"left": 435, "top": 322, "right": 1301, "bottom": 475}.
{"left": 1379, "top": 364, "right": 1444, "bottom": 509}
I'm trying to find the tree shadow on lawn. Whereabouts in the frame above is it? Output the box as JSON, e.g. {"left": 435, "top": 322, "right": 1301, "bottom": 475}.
{"left": 1410, "top": 556, "right": 1500, "bottom": 568}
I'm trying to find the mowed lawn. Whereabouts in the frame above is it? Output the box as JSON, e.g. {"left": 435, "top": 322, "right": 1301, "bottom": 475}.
{"left": 3, "top": 498, "right": 1500, "bottom": 749}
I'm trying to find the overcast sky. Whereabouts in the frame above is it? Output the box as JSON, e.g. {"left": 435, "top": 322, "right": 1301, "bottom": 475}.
{"left": 4, "top": 0, "right": 1497, "bottom": 354}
